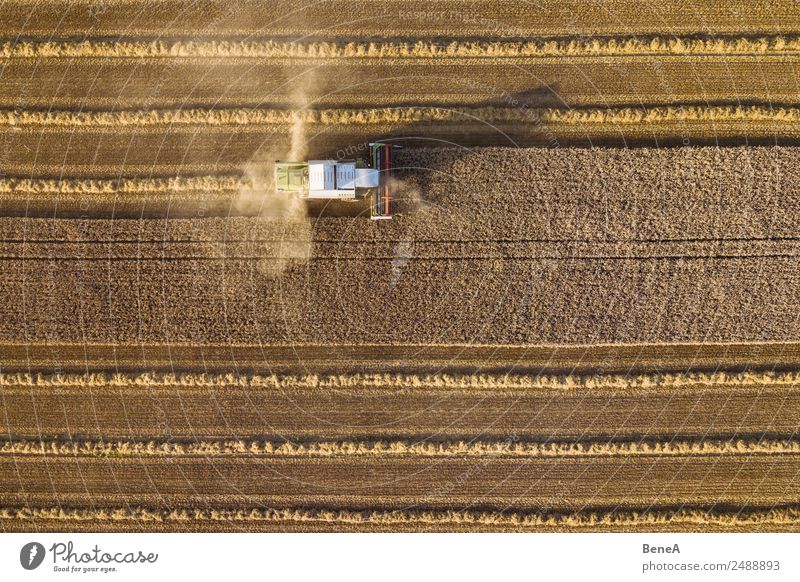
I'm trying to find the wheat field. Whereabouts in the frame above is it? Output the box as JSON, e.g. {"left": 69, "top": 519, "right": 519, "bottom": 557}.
{"left": 1, "top": 0, "right": 799, "bottom": 532}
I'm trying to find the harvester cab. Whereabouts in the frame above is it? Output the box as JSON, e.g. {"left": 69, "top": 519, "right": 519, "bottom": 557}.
{"left": 275, "top": 142, "right": 401, "bottom": 219}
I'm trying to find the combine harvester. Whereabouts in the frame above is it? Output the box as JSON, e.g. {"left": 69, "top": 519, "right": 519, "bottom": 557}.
{"left": 275, "top": 142, "right": 400, "bottom": 219}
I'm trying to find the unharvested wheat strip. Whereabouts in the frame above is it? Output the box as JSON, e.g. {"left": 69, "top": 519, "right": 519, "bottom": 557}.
{"left": 6, "top": 36, "right": 800, "bottom": 59}
{"left": 4, "top": 0, "right": 800, "bottom": 39}
{"left": 3, "top": 437, "right": 799, "bottom": 458}
{"left": 1, "top": 370, "right": 800, "bottom": 392}
{"left": 0, "top": 176, "right": 242, "bottom": 195}
{"left": 3, "top": 506, "right": 800, "bottom": 528}
{"left": 4, "top": 105, "right": 800, "bottom": 127}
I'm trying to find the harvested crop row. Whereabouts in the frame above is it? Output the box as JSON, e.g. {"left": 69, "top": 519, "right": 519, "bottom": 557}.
{"left": 0, "top": 506, "right": 800, "bottom": 531}
{"left": 3, "top": 455, "right": 799, "bottom": 512}
{"left": 4, "top": 104, "right": 800, "bottom": 127}
{"left": 0, "top": 176, "right": 243, "bottom": 216}
{"left": 2, "top": 369, "right": 799, "bottom": 391}
{"left": 9, "top": 57, "right": 800, "bottom": 111}
{"left": 0, "top": 342, "right": 793, "bottom": 376}
{"left": 0, "top": 176, "right": 241, "bottom": 194}
{"left": 3, "top": 505, "right": 800, "bottom": 532}
{"left": 3, "top": 376, "right": 797, "bottom": 440}
{"left": 4, "top": 437, "right": 800, "bottom": 458}
{"left": 8, "top": 35, "right": 800, "bottom": 59}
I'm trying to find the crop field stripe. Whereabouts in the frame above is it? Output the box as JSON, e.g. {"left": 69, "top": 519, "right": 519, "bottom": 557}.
{"left": 7, "top": 36, "right": 800, "bottom": 59}
{"left": 2, "top": 370, "right": 799, "bottom": 391}
{"left": 4, "top": 389, "right": 797, "bottom": 439}
{"left": 5, "top": 105, "right": 800, "bottom": 127}
{"left": 5, "top": 55, "right": 800, "bottom": 67}
{"left": 0, "top": 176, "right": 241, "bottom": 194}
{"left": 3, "top": 1, "right": 800, "bottom": 39}
{"left": 1, "top": 342, "right": 798, "bottom": 374}
{"left": 9, "top": 58, "right": 800, "bottom": 112}
{"left": 13, "top": 137, "right": 800, "bottom": 181}
{"left": 2, "top": 506, "right": 800, "bottom": 528}
{"left": 12, "top": 455, "right": 793, "bottom": 500}
{"left": 3, "top": 437, "right": 800, "bottom": 458}
{"left": 6, "top": 386, "right": 792, "bottom": 400}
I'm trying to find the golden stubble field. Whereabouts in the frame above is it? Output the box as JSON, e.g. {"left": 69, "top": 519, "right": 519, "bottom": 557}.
{"left": 1, "top": 0, "right": 800, "bottom": 532}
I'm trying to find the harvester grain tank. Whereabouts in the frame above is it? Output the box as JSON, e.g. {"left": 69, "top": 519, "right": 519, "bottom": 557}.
{"left": 274, "top": 143, "right": 400, "bottom": 219}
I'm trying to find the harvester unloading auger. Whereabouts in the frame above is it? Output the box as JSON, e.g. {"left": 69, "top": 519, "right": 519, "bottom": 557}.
{"left": 274, "top": 142, "right": 400, "bottom": 219}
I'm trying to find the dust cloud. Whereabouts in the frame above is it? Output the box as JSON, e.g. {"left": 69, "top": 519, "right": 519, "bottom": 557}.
{"left": 235, "top": 157, "right": 312, "bottom": 277}
{"left": 385, "top": 176, "right": 428, "bottom": 215}
{"left": 235, "top": 78, "right": 318, "bottom": 276}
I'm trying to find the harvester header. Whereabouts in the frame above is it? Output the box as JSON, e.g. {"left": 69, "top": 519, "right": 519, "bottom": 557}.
{"left": 275, "top": 142, "right": 400, "bottom": 219}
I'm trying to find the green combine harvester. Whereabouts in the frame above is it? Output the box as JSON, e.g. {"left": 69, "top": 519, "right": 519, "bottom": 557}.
{"left": 275, "top": 142, "right": 400, "bottom": 219}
